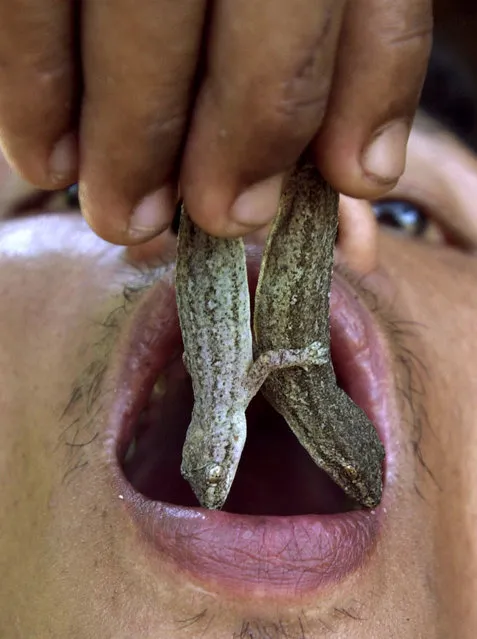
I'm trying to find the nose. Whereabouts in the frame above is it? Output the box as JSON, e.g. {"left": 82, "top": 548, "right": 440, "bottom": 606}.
{"left": 335, "top": 195, "right": 379, "bottom": 274}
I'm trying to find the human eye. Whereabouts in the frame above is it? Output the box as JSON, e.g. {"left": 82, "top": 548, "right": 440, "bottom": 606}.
{"left": 369, "top": 196, "right": 450, "bottom": 245}
{"left": 371, "top": 200, "right": 429, "bottom": 238}
{"left": 369, "top": 122, "right": 477, "bottom": 252}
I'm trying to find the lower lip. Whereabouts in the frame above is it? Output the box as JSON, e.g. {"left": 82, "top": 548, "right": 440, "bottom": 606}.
{"left": 105, "top": 257, "right": 393, "bottom": 601}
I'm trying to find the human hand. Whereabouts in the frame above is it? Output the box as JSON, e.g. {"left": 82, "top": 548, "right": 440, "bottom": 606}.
{"left": 0, "top": 0, "right": 432, "bottom": 244}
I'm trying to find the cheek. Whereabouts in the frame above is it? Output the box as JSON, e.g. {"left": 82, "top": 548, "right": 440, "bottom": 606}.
{"left": 379, "top": 233, "right": 477, "bottom": 627}
{"left": 420, "top": 307, "right": 477, "bottom": 630}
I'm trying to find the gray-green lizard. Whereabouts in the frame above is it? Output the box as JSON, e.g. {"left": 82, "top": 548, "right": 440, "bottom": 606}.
{"left": 175, "top": 161, "right": 384, "bottom": 510}
{"left": 254, "top": 160, "right": 385, "bottom": 509}
{"left": 176, "top": 212, "right": 327, "bottom": 509}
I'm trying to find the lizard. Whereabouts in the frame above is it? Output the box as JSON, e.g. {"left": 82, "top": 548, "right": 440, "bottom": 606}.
{"left": 176, "top": 209, "right": 327, "bottom": 509}
{"left": 253, "top": 159, "right": 385, "bottom": 509}
{"left": 175, "top": 160, "right": 384, "bottom": 510}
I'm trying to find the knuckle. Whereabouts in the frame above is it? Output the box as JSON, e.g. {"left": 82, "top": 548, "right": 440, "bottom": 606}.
{"left": 120, "top": 96, "right": 187, "bottom": 141}
{"left": 382, "top": 3, "right": 433, "bottom": 49}
{"left": 385, "top": 23, "right": 433, "bottom": 48}
{"left": 263, "top": 46, "right": 333, "bottom": 136}
{"left": 263, "top": 71, "right": 330, "bottom": 136}
{"left": 273, "top": 89, "right": 329, "bottom": 126}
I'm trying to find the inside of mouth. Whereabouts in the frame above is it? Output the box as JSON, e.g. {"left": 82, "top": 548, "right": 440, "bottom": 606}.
{"left": 121, "top": 354, "right": 361, "bottom": 516}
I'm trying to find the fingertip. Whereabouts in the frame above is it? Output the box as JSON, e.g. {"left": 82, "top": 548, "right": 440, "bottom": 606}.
{"left": 128, "top": 189, "right": 175, "bottom": 242}
{"left": 229, "top": 174, "right": 284, "bottom": 228}
{"left": 361, "top": 120, "right": 409, "bottom": 187}
{"left": 183, "top": 187, "right": 256, "bottom": 238}
{"left": 314, "top": 123, "right": 407, "bottom": 201}
{"left": 48, "top": 131, "right": 78, "bottom": 187}
{"left": 80, "top": 183, "right": 175, "bottom": 246}
{"left": 0, "top": 135, "right": 77, "bottom": 193}
{"left": 183, "top": 174, "right": 284, "bottom": 238}
{"left": 79, "top": 181, "right": 126, "bottom": 244}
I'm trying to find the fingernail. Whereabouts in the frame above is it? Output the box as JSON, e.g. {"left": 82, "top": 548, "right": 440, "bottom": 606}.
{"left": 128, "top": 189, "right": 173, "bottom": 241}
{"left": 362, "top": 121, "right": 409, "bottom": 185}
{"left": 229, "top": 174, "right": 284, "bottom": 228}
{"left": 49, "top": 132, "right": 77, "bottom": 185}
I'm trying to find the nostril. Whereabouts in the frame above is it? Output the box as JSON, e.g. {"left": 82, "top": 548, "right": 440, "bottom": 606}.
{"left": 336, "top": 195, "right": 379, "bottom": 275}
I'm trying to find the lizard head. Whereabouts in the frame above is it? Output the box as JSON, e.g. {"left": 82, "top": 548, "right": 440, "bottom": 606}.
{"left": 320, "top": 388, "right": 385, "bottom": 509}
{"left": 181, "top": 459, "right": 236, "bottom": 510}
{"left": 180, "top": 411, "right": 247, "bottom": 510}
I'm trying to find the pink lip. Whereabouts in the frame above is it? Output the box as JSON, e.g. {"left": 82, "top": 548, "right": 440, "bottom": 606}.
{"left": 104, "top": 252, "right": 395, "bottom": 601}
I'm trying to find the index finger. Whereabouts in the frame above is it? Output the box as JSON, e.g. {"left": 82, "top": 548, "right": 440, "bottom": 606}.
{"left": 181, "top": 0, "right": 346, "bottom": 237}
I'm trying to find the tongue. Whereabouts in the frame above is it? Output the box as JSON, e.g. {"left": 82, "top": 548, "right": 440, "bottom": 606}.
{"left": 121, "top": 358, "right": 358, "bottom": 516}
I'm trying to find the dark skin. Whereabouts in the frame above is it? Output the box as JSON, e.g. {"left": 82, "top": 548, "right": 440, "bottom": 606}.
{"left": 0, "top": 0, "right": 432, "bottom": 245}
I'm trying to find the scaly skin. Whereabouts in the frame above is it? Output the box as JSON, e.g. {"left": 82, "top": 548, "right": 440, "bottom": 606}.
{"left": 176, "top": 213, "right": 252, "bottom": 509}
{"left": 254, "top": 160, "right": 385, "bottom": 508}
{"left": 176, "top": 209, "right": 328, "bottom": 509}
{"left": 176, "top": 161, "right": 385, "bottom": 509}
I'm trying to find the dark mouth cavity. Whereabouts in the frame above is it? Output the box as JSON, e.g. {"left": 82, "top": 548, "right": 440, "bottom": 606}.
{"left": 120, "top": 347, "right": 361, "bottom": 517}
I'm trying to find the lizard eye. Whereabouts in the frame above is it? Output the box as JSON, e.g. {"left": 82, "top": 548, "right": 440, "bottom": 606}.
{"left": 206, "top": 464, "right": 223, "bottom": 485}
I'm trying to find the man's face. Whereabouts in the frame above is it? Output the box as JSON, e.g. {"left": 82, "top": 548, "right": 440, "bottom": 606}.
{"left": 1, "top": 118, "right": 477, "bottom": 639}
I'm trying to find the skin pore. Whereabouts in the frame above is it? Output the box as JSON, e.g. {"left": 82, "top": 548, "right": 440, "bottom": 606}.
{"left": 1, "top": 111, "right": 477, "bottom": 638}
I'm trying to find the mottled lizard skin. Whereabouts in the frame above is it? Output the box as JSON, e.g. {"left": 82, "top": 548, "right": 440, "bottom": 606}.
{"left": 254, "top": 161, "right": 384, "bottom": 508}
{"left": 176, "top": 161, "right": 384, "bottom": 509}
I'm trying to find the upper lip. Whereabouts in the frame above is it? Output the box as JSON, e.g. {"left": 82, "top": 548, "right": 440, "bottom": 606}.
{"left": 102, "top": 248, "right": 397, "bottom": 602}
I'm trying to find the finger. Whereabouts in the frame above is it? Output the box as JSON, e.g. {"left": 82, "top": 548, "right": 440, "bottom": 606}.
{"left": 335, "top": 196, "right": 378, "bottom": 275}
{"left": 79, "top": 0, "right": 207, "bottom": 245}
{"left": 180, "top": 0, "right": 346, "bottom": 237}
{"left": 314, "top": 0, "right": 433, "bottom": 199}
{"left": 0, "top": 0, "right": 78, "bottom": 189}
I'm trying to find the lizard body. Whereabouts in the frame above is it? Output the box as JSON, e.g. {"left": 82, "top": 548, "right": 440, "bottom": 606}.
{"left": 254, "top": 161, "right": 384, "bottom": 508}
{"left": 176, "top": 162, "right": 384, "bottom": 509}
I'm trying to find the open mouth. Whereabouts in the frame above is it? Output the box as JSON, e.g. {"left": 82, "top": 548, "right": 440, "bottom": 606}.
{"left": 105, "top": 251, "right": 393, "bottom": 600}
{"left": 122, "top": 364, "right": 360, "bottom": 516}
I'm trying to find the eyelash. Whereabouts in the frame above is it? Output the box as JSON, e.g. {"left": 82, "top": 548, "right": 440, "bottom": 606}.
{"left": 370, "top": 200, "right": 429, "bottom": 238}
